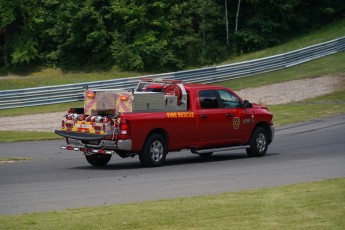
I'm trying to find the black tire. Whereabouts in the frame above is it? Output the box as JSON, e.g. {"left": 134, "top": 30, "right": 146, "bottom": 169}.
{"left": 246, "top": 127, "right": 268, "bottom": 157}
{"left": 139, "top": 134, "right": 167, "bottom": 167}
{"left": 85, "top": 154, "right": 111, "bottom": 166}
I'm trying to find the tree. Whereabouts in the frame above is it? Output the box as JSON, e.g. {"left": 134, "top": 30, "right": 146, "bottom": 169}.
{"left": 55, "top": 0, "right": 113, "bottom": 69}
{"left": 1, "top": 0, "right": 344, "bottom": 72}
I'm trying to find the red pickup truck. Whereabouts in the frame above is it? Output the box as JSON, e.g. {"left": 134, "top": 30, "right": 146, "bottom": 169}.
{"left": 55, "top": 79, "right": 274, "bottom": 167}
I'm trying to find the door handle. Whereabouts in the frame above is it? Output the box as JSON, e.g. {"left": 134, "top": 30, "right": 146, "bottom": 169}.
{"left": 200, "top": 114, "right": 208, "bottom": 119}
{"left": 226, "top": 113, "right": 232, "bottom": 117}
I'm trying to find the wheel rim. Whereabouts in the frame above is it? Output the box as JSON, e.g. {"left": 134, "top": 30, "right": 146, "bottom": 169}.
{"left": 150, "top": 140, "right": 164, "bottom": 162}
{"left": 256, "top": 133, "right": 267, "bottom": 153}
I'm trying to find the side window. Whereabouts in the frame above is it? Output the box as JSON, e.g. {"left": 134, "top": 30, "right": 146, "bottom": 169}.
{"left": 199, "top": 90, "right": 219, "bottom": 109}
{"left": 218, "top": 90, "right": 241, "bottom": 108}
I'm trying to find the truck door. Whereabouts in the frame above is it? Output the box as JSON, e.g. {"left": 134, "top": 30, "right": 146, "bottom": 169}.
{"left": 197, "top": 90, "right": 231, "bottom": 148}
{"left": 197, "top": 89, "right": 253, "bottom": 148}
{"left": 217, "top": 89, "right": 252, "bottom": 143}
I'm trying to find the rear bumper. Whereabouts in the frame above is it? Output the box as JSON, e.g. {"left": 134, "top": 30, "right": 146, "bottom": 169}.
{"left": 55, "top": 130, "right": 106, "bottom": 141}
{"left": 116, "top": 139, "right": 132, "bottom": 151}
{"left": 55, "top": 130, "right": 132, "bottom": 151}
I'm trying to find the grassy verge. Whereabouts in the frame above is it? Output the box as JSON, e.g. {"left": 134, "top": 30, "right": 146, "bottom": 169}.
{"left": 0, "top": 131, "right": 63, "bottom": 142}
{"left": 0, "top": 67, "right": 146, "bottom": 90}
{"left": 217, "top": 51, "right": 345, "bottom": 91}
{"left": 270, "top": 88, "right": 345, "bottom": 126}
{"left": 0, "top": 157, "right": 32, "bottom": 162}
{"left": 0, "top": 101, "right": 83, "bottom": 117}
{"left": 1, "top": 178, "right": 344, "bottom": 229}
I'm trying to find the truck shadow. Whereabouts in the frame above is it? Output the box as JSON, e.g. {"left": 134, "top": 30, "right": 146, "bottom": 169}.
{"left": 164, "top": 152, "right": 279, "bottom": 167}
{"left": 72, "top": 152, "right": 279, "bottom": 170}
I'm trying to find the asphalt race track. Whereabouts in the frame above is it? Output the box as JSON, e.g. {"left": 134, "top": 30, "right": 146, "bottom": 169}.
{"left": 1, "top": 114, "right": 344, "bottom": 215}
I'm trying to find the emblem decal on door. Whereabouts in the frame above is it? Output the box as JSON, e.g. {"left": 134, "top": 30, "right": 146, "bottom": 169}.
{"left": 243, "top": 118, "right": 251, "bottom": 124}
{"left": 233, "top": 117, "right": 240, "bottom": 129}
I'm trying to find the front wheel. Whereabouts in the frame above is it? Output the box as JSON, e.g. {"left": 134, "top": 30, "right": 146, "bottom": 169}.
{"left": 85, "top": 154, "right": 111, "bottom": 166}
{"left": 139, "top": 134, "right": 167, "bottom": 167}
{"left": 246, "top": 127, "right": 268, "bottom": 157}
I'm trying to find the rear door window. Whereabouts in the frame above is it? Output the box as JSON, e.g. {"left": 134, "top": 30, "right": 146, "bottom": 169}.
{"left": 199, "top": 90, "right": 219, "bottom": 109}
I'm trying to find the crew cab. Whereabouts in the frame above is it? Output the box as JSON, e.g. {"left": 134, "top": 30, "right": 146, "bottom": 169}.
{"left": 55, "top": 79, "right": 274, "bottom": 167}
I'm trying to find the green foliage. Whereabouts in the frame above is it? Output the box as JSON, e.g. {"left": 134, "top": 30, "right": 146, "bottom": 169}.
{"left": 11, "top": 36, "right": 38, "bottom": 64}
{"left": 1, "top": 0, "right": 344, "bottom": 72}
{"left": 234, "top": 0, "right": 345, "bottom": 53}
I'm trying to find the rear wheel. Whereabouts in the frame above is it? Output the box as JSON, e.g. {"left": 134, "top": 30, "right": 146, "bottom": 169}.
{"left": 85, "top": 154, "right": 111, "bottom": 166}
{"left": 139, "top": 134, "right": 167, "bottom": 167}
{"left": 246, "top": 127, "right": 268, "bottom": 157}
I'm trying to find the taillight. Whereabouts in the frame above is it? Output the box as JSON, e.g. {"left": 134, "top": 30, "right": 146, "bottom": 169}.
{"left": 120, "top": 120, "right": 131, "bottom": 135}
{"left": 78, "top": 114, "right": 86, "bottom": 121}
{"left": 87, "top": 92, "right": 95, "bottom": 99}
{"left": 120, "top": 95, "right": 129, "bottom": 101}
{"left": 102, "top": 116, "right": 109, "bottom": 123}
{"left": 66, "top": 122, "right": 73, "bottom": 129}
{"left": 99, "top": 149, "right": 105, "bottom": 154}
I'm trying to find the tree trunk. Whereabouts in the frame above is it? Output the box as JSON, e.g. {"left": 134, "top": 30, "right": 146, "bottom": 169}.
{"left": 202, "top": 14, "right": 205, "bottom": 48}
{"left": 235, "top": 0, "right": 241, "bottom": 34}
{"left": 225, "top": 0, "right": 229, "bottom": 47}
{"left": 232, "top": 0, "right": 241, "bottom": 51}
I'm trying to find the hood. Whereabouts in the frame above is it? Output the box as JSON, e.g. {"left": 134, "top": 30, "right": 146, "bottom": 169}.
{"left": 251, "top": 103, "right": 269, "bottom": 111}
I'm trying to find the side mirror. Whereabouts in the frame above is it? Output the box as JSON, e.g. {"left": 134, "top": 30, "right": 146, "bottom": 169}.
{"left": 243, "top": 100, "right": 252, "bottom": 109}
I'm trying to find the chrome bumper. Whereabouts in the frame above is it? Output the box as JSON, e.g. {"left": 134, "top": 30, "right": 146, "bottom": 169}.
{"left": 84, "top": 139, "right": 132, "bottom": 151}
{"left": 63, "top": 136, "right": 132, "bottom": 152}
{"left": 117, "top": 139, "right": 132, "bottom": 151}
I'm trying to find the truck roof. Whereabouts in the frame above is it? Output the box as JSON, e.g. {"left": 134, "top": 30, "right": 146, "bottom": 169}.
{"left": 182, "top": 83, "right": 228, "bottom": 91}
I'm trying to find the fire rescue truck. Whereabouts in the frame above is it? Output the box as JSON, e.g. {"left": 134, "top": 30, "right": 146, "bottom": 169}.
{"left": 55, "top": 78, "right": 274, "bottom": 167}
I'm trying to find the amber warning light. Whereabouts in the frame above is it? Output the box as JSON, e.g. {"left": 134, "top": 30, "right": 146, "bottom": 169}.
{"left": 120, "top": 95, "right": 129, "bottom": 101}
{"left": 87, "top": 92, "right": 95, "bottom": 99}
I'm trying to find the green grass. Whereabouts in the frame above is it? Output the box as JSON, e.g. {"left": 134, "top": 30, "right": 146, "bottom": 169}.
{"left": 0, "top": 131, "right": 63, "bottom": 142}
{"left": 270, "top": 89, "right": 345, "bottom": 126}
{"left": 1, "top": 178, "right": 344, "bottom": 229}
{"left": 0, "top": 157, "right": 32, "bottom": 162}
{"left": 217, "top": 51, "right": 345, "bottom": 91}
{"left": 0, "top": 101, "right": 83, "bottom": 117}
{"left": 0, "top": 67, "right": 146, "bottom": 90}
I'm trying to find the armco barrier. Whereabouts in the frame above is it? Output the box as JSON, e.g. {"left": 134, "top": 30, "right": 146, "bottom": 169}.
{"left": 0, "top": 36, "right": 344, "bottom": 109}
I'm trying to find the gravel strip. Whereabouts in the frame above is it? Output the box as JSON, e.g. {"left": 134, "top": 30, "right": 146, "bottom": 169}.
{"left": 0, "top": 75, "right": 344, "bottom": 132}
{"left": 236, "top": 75, "right": 344, "bottom": 105}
